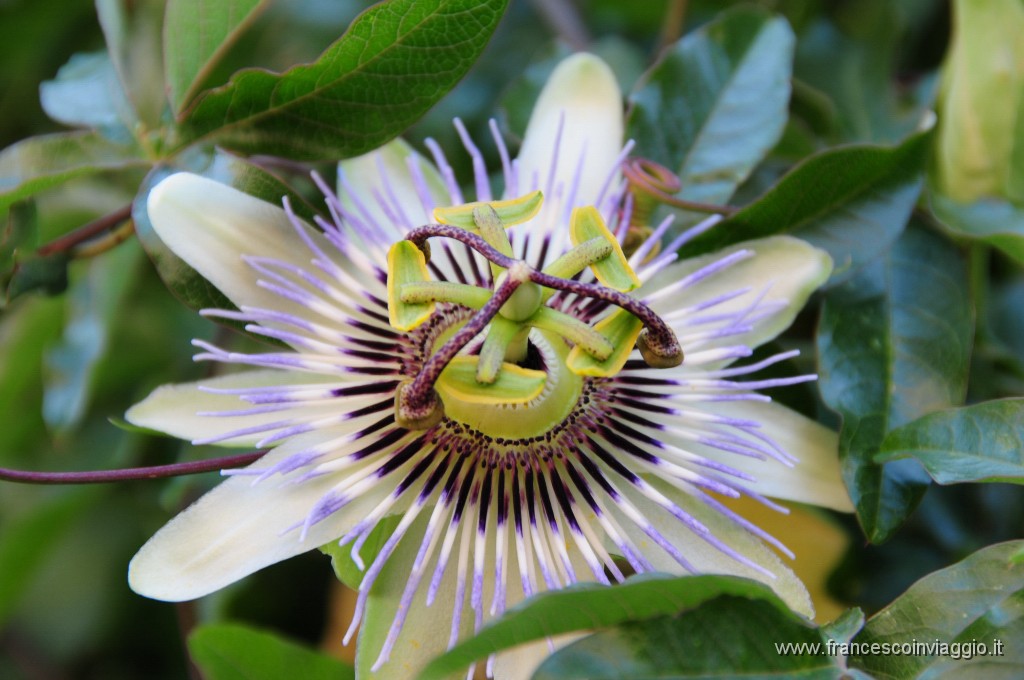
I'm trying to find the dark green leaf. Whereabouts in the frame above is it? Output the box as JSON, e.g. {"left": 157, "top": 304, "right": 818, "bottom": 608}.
{"left": 95, "top": 0, "right": 168, "bottom": 128}
{"left": 189, "top": 623, "right": 355, "bottom": 680}
{"left": 42, "top": 241, "right": 141, "bottom": 430}
{"left": 134, "top": 148, "right": 317, "bottom": 315}
{"left": 0, "top": 131, "right": 146, "bottom": 214}
{"left": 930, "top": 190, "right": 1024, "bottom": 266}
{"left": 627, "top": 6, "right": 794, "bottom": 207}
{"left": 180, "top": 0, "right": 509, "bottom": 160}
{"left": 1, "top": 200, "right": 36, "bottom": 275}
{"left": 164, "top": 0, "right": 272, "bottom": 114}
{"left": 794, "top": 3, "right": 935, "bottom": 144}
{"left": 817, "top": 225, "right": 973, "bottom": 542}
{"left": 39, "top": 51, "right": 135, "bottom": 137}
{"left": 420, "top": 574, "right": 800, "bottom": 680}
{"left": 850, "top": 541, "right": 1024, "bottom": 679}
{"left": 0, "top": 296, "right": 64, "bottom": 460}
{"left": 5, "top": 252, "right": 71, "bottom": 302}
{"left": 0, "top": 489, "right": 98, "bottom": 624}
{"left": 533, "top": 596, "right": 840, "bottom": 680}
{"left": 876, "top": 399, "right": 1024, "bottom": 484}
{"left": 683, "top": 129, "right": 930, "bottom": 283}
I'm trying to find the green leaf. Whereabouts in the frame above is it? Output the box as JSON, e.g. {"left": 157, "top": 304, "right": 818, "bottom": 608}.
{"left": 1, "top": 200, "right": 36, "bottom": 278}
{"left": 794, "top": 3, "right": 935, "bottom": 143}
{"left": 42, "top": 240, "right": 141, "bottom": 430}
{"left": 96, "top": 0, "right": 168, "bottom": 128}
{"left": 5, "top": 252, "right": 71, "bottom": 302}
{"left": 0, "top": 489, "right": 98, "bottom": 625}
{"left": 133, "top": 148, "right": 317, "bottom": 315}
{"left": 0, "top": 131, "right": 146, "bottom": 214}
{"left": 188, "top": 623, "right": 355, "bottom": 680}
{"left": 164, "top": 0, "right": 272, "bottom": 114}
{"left": 876, "top": 399, "right": 1024, "bottom": 484}
{"left": 930, "top": 190, "right": 1024, "bottom": 266}
{"left": 817, "top": 225, "right": 974, "bottom": 542}
{"left": 39, "top": 51, "right": 136, "bottom": 137}
{"left": 850, "top": 540, "right": 1024, "bottom": 678}
{"left": 0, "top": 296, "right": 64, "bottom": 461}
{"left": 627, "top": 6, "right": 794, "bottom": 207}
{"left": 683, "top": 129, "right": 931, "bottom": 283}
{"left": 180, "top": 0, "right": 510, "bottom": 160}
{"left": 532, "top": 596, "right": 840, "bottom": 680}
{"left": 420, "top": 574, "right": 803, "bottom": 680}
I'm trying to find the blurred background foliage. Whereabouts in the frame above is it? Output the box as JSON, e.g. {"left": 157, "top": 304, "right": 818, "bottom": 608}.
{"left": 2, "top": 0, "right": 1024, "bottom": 678}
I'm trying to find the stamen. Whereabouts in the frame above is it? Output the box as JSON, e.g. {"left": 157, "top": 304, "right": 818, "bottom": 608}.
{"left": 395, "top": 271, "right": 524, "bottom": 428}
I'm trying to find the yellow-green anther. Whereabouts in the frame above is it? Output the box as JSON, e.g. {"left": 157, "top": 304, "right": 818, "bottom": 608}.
{"left": 433, "top": 190, "right": 543, "bottom": 230}
{"left": 473, "top": 205, "right": 513, "bottom": 280}
{"left": 540, "top": 236, "right": 614, "bottom": 303}
{"left": 436, "top": 356, "right": 546, "bottom": 405}
{"left": 476, "top": 317, "right": 522, "bottom": 384}
{"left": 399, "top": 281, "right": 492, "bottom": 309}
{"left": 529, "top": 307, "right": 614, "bottom": 361}
{"left": 387, "top": 241, "right": 434, "bottom": 331}
{"left": 473, "top": 205, "right": 513, "bottom": 257}
{"left": 566, "top": 308, "right": 643, "bottom": 377}
{"left": 544, "top": 237, "right": 613, "bottom": 279}
{"left": 570, "top": 206, "right": 640, "bottom": 292}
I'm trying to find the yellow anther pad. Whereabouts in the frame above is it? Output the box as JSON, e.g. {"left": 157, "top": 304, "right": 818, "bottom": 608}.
{"left": 433, "top": 191, "right": 544, "bottom": 230}
{"left": 566, "top": 308, "right": 643, "bottom": 377}
{"left": 387, "top": 241, "right": 434, "bottom": 331}
{"left": 569, "top": 207, "right": 641, "bottom": 292}
{"left": 436, "top": 356, "right": 547, "bottom": 405}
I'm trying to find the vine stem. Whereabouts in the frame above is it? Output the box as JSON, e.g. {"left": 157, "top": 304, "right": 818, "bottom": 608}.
{"left": 0, "top": 450, "right": 266, "bottom": 485}
{"left": 37, "top": 204, "right": 133, "bottom": 256}
{"left": 658, "top": 0, "right": 689, "bottom": 52}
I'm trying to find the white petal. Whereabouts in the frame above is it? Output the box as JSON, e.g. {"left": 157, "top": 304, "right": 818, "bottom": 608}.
{"left": 128, "top": 432, "right": 386, "bottom": 601}
{"left": 359, "top": 513, "right": 593, "bottom": 679}
{"left": 617, "top": 482, "right": 814, "bottom": 618}
{"left": 338, "top": 139, "right": 482, "bottom": 284}
{"left": 645, "top": 236, "right": 832, "bottom": 355}
{"left": 691, "top": 400, "right": 852, "bottom": 512}
{"left": 357, "top": 514, "right": 465, "bottom": 680}
{"left": 338, "top": 138, "right": 450, "bottom": 238}
{"left": 125, "top": 370, "right": 349, "bottom": 447}
{"left": 517, "top": 53, "right": 623, "bottom": 208}
{"left": 146, "top": 173, "right": 344, "bottom": 314}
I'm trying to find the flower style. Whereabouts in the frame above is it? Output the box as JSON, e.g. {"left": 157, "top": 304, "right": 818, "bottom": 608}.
{"left": 128, "top": 54, "right": 851, "bottom": 678}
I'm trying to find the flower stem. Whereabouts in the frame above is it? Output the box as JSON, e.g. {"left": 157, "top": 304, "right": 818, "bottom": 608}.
{"left": 658, "top": 0, "right": 689, "bottom": 52}
{"left": 0, "top": 450, "right": 266, "bottom": 485}
{"left": 37, "top": 204, "right": 133, "bottom": 256}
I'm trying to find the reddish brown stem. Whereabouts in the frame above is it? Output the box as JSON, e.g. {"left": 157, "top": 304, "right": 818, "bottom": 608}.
{"left": 37, "top": 204, "right": 133, "bottom": 256}
{"left": 0, "top": 450, "right": 266, "bottom": 485}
